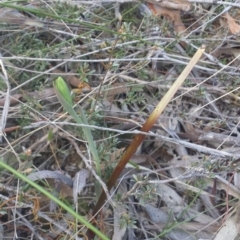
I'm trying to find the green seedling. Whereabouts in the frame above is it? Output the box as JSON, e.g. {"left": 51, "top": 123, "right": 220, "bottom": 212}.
{"left": 53, "top": 77, "right": 101, "bottom": 196}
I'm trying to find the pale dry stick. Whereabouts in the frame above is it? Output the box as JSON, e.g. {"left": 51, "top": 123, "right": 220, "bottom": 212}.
{"left": 26, "top": 120, "right": 112, "bottom": 131}
{"left": 23, "top": 121, "right": 240, "bottom": 158}
{"left": 4, "top": 56, "right": 174, "bottom": 63}
{"left": 188, "top": 0, "right": 240, "bottom": 8}
{"left": 0, "top": 18, "right": 98, "bottom": 41}
{"left": 0, "top": 33, "right": 236, "bottom": 70}
{"left": 157, "top": 132, "right": 240, "bottom": 158}
{"left": 161, "top": 52, "right": 238, "bottom": 74}
{"left": 199, "top": 131, "right": 240, "bottom": 146}
{"left": 4, "top": 63, "right": 61, "bottom": 74}
{"left": 13, "top": 179, "right": 20, "bottom": 239}
{"left": 24, "top": 119, "right": 138, "bottom": 144}
{"left": 2, "top": 53, "right": 235, "bottom": 76}
{"left": 49, "top": 28, "right": 81, "bottom": 38}
{"left": 0, "top": 56, "right": 10, "bottom": 142}
{"left": 123, "top": 168, "right": 208, "bottom": 181}
{"left": 58, "top": 132, "right": 112, "bottom": 205}
{"left": 78, "top": 0, "right": 240, "bottom": 7}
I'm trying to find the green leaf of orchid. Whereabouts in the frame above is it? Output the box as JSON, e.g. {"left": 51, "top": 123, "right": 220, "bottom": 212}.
{"left": 53, "top": 77, "right": 72, "bottom": 106}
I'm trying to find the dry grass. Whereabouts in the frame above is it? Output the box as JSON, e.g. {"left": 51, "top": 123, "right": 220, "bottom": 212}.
{"left": 0, "top": 1, "right": 240, "bottom": 239}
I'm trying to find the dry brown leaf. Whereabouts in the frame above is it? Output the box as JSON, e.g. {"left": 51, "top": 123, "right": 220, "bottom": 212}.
{"left": 146, "top": 0, "right": 191, "bottom": 11}
{"left": 0, "top": 94, "right": 22, "bottom": 106}
{"left": 72, "top": 81, "right": 92, "bottom": 96}
{"left": 73, "top": 169, "right": 89, "bottom": 204}
{"left": 225, "top": 13, "right": 240, "bottom": 35}
{"left": 0, "top": 88, "right": 56, "bottom": 107}
{"left": 31, "top": 88, "right": 56, "bottom": 100}
{"left": 110, "top": 148, "right": 125, "bottom": 162}
{"left": 178, "top": 122, "right": 201, "bottom": 143}
{"left": 216, "top": 47, "right": 240, "bottom": 58}
{"left": 147, "top": 3, "right": 186, "bottom": 33}
{"left": 50, "top": 67, "right": 81, "bottom": 87}
{"left": 105, "top": 82, "right": 128, "bottom": 102}
{"left": 213, "top": 210, "right": 239, "bottom": 240}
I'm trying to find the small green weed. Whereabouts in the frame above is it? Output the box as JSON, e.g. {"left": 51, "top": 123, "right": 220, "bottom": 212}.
{"left": 77, "top": 62, "right": 95, "bottom": 83}
{"left": 119, "top": 212, "right": 137, "bottom": 229}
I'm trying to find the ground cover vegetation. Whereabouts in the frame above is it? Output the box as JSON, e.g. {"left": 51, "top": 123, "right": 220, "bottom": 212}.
{"left": 0, "top": 0, "right": 240, "bottom": 239}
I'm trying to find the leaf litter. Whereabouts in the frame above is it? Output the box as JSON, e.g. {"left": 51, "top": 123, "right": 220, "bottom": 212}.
{"left": 0, "top": 0, "right": 240, "bottom": 239}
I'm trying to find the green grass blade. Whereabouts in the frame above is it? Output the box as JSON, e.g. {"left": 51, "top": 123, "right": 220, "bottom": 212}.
{"left": 0, "top": 159, "right": 109, "bottom": 240}
{"left": 53, "top": 79, "right": 101, "bottom": 177}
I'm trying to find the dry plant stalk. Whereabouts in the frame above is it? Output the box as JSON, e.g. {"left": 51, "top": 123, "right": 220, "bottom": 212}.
{"left": 87, "top": 45, "right": 205, "bottom": 239}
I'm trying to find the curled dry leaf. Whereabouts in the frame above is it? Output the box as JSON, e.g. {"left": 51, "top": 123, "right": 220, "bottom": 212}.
{"left": 156, "top": 183, "right": 184, "bottom": 207}
{"left": 225, "top": 13, "right": 240, "bottom": 35}
{"left": 214, "top": 46, "right": 240, "bottom": 59}
{"left": 27, "top": 170, "right": 73, "bottom": 187}
{"left": 105, "top": 82, "right": 128, "bottom": 102}
{"left": 144, "top": 203, "right": 174, "bottom": 224}
{"left": 213, "top": 208, "right": 239, "bottom": 240}
{"left": 50, "top": 67, "right": 82, "bottom": 88}
{"left": 101, "top": 100, "right": 123, "bottom": 117}
{"left": 147, "top": 3, "right": 186, "bottom": 33}
{"left": 114, "top": 4, "right": 122, "bottom": 22}
{"left": 73, "top": 169, "right": 89, "bottom": 204}
{"left": 146, "top": 0, "right": 191, "bottom": 12}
